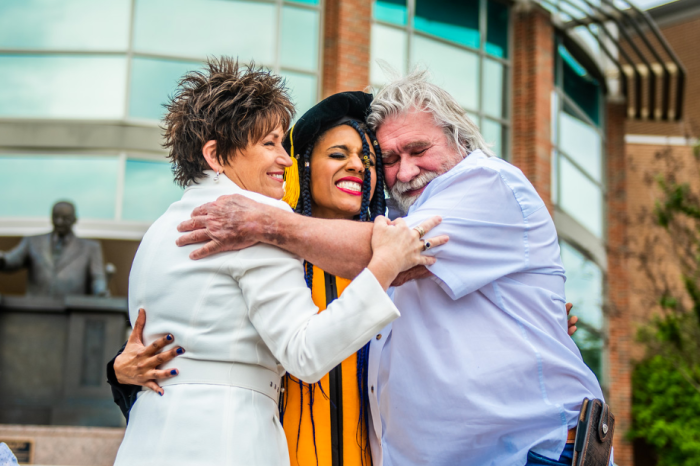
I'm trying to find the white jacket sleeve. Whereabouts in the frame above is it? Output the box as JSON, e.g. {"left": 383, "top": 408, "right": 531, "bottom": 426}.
{"left": 230, "top": 244, "right": 400, "bottom": 383}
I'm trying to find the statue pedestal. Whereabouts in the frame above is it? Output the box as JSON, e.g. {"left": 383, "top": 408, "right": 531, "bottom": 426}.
{"left": 0, "top": 295, "right": 128, "bottom": 427}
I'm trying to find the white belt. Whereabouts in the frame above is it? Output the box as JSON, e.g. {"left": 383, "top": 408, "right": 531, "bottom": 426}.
{"left": 159, "top": 358, "right": 282, "bottom": 402}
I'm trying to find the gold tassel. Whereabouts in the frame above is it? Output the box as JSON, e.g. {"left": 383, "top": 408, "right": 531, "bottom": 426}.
{"left": 282, "top": 125, "right": 300, "bottom": 209}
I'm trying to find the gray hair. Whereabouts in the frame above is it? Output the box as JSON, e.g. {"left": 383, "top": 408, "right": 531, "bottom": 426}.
{"left": 367, "top": 67, "right": 494, "bottom": 158}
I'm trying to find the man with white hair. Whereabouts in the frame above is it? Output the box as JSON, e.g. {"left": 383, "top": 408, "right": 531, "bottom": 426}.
{"left": 174, "top": 70, "right": 607, "bottom": 466}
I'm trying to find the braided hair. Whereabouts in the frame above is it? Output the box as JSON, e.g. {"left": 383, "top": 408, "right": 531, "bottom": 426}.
{"left": 279, "top": 121, "right": 386, "bottom": 465}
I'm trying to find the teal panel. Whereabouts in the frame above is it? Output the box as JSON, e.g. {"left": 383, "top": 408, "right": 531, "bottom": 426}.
{"left": 486, "top": 0, "right": 509, "bottom": 58}
{"left": 0, "top": 155, "right": 119, "bottom": 219}
{"left": 374, "top": 0, "right": 407, "bottom": 25}
{"left": 414, "top": 0, "right": 480, "bottom": 49}
{"left": 122, "top": 160, "right": 183, "bottom": 221}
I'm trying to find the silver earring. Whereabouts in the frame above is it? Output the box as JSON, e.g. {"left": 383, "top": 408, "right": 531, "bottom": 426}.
{"left": 214, "top": 170, "right": 220, "bottom": 182}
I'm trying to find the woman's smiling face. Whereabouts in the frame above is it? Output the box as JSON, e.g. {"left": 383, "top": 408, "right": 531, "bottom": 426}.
{"left": 309, "top": 124, "right": 377, "bottom": 220}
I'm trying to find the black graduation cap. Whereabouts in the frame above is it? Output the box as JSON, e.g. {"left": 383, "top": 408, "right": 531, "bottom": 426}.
{"left": 283, "top": 91, "right": 373, "bottom": 158}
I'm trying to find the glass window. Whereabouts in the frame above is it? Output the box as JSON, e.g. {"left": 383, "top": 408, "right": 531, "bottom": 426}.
{"left": 483, "top": 59, "right": 506, "bottom": 118}
{"left": 0, "top": 155, "right": 119, "bottom": 219}
{"left": 280, "top": 71, "right": 317, "bottom": 119}
{"left": 370, "top": 24, "right": 407, "bottom": 85}
{"left": 0, "top": 0, "right": 130, "bottom": 51}
{"left": 374, "top": 0, "right": 407, "bottom": 25}
{"left": 412, "top": 36, "right": 479, "bottom": 110}
{"left": 0, "top": 55, "right": 127, "bottom": 119}
{"left": 551, "top": 150, "right": 558, "bottom": 203}
{"left": 486, "top": 0, "right": 509, "bottom": 58}
{"left": 559, "top": 157, "right": 603, "bottom": 237}
{"left": 129, "top": 57, "right": 201, "bottom": 121}
{"left": 559, "top": 45, "right": 600, "bottom": 125}
{"left": 133, "top": 0, "right": 277, "bottom": 64}
{"left": 122, "top": 159, "right": 183, "bottom": 221}
{"left": 559, "top": 241, "right": 604, "bottom": 380}
{"left": 414, "top": 0, "right": 480, "bottom": 49}
{"left": 482, "top": 119, "right": 503, "bottom": 158}
{"left": 559, "top": 106, "right": 602, "bottom": 181}
{"left": 280, "top": 7, "right": 320, "bottom": 72}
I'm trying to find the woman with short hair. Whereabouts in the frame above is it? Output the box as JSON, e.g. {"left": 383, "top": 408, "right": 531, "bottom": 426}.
{"left": 111, "top": 58, "right": 442, "bottom": 466}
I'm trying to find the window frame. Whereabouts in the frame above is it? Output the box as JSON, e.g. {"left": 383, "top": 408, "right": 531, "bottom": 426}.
{"left": 0, "top": 0, "right": 324, "bottom": 124}
{"left": 371, "top": 0, "right": 512, "bottom": 159}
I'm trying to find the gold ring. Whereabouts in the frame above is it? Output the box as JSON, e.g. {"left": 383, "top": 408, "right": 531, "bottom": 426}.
{"left": 413, "top": 226, "right": 426, "bottom": 239}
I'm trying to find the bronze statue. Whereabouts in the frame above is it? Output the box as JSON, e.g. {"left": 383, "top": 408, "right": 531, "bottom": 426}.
{"left": 0, "top": 201, "right": 107, "bottom": 297}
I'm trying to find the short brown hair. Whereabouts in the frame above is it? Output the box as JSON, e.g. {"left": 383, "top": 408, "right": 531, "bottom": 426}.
{"left": 163, "top": 57, "right": 295, "bottom": 187}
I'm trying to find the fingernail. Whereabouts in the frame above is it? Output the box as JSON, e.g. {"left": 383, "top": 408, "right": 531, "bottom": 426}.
{"left": 159, "top": 391, "right": 163, "bottom": 396}
{"left": 177, "top": 347, "right": 185, "bottom": 355}
{"left": 170, "top": 369, "right": 177, "bottom": 375}
{"left": 166, "top": 334, "right": 173, "bottom": 341}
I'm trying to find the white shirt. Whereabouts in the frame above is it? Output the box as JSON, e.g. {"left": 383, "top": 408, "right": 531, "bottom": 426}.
{"left": 367, "top": 151, "right": 604, "bottom": 466}
{"left": 115, "top": 171, "right": 400, "bottom": 466}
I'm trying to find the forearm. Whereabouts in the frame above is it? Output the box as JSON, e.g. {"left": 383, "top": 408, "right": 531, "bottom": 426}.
{"left": 258, "top": 208, "right": 373, "bottom": 279}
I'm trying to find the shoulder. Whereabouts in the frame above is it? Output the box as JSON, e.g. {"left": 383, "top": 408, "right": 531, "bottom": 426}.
{"left": 428, "top": 151, "right": 545, "bottom": 218}
{"left": 237, "top": 191, "right": 294, "bottom": 213}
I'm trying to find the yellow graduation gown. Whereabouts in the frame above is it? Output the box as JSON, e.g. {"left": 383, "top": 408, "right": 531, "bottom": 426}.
{"left": 282, "top": 265, "right": 372, "bottom": 466}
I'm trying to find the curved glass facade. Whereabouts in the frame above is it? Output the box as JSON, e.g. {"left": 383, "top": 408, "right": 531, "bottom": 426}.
{"left": 370, "top": 0, "right": 510, "bottom": 158}
{"left": 551, "top": 39, "right": 606, "bottom": 382}
{"left": 0, "top": 0, "right": 321, "bottom": 229}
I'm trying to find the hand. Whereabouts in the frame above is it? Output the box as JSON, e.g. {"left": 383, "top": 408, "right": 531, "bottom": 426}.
{"left": 391, "top": 265, "right": 433, "bottom": 287}
{"left": 176, "top": 194, "right": 269, "bottom": 260}
{"left": 114, "top": 308, "right": 184, "bottom": 394}
{"left": 368, "top": 216, "right": 448, "bottom": 289}
{"left": 566, "top": 303, "right": 578, "bottom": 336}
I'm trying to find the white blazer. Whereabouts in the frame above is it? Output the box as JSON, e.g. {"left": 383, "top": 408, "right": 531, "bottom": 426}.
{"left": 114, "top": 171, "right": 399, "bottom": 466}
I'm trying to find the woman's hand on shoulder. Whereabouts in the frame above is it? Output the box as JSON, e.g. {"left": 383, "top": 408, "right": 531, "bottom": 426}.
{"left": 367, "top": 216, "right": 448, "bottom": 290}
{"left": 114, "top": 308, "right": 184, "bottom": 395}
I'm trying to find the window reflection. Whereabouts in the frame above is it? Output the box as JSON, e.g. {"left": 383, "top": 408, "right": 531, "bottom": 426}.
{"left": 123, "top": 160, "right": 183, "bottom": 221}
{"left": 280, "top": 71, "right": 317, "bottom": 119}
{"left": 483, "top": 59, "right": 505, "bottom": 118}
{"left": 0, "top": 155, "right": 119, "bottom": 219}
{"left": 486, "top": 0, "right": 509, "bottom": 58}
{"left": 133, "top": 0, "right": 276, "bottom": 63}
{"left": 414, "top": 0, "right": 480, "bottom": 49}
{"left": 0, "top": 55, "right": 127, "bottom": 119}
{"left": 482, "top": 119, "right": 503, "bottom": 158}
{"left": 374, "top": 0, "right": 407, "bottom": 25}
{"left": 560, "top": 157, "right": 603, "bottom": 237}
{"left": 559, "top": 45, "right": 600, "bottom": 125}
{"left": 559, "top": 106, "right": 602, "bottom": 181}
{"left": 129, "top": 57, "right": 201, "bottom": 121}
{"left": 0, "top": 0, "right": 130, "bottom": 51}
{"left": 559, "top": 241, "right": 604, "bottom": 380}
{"left": 280, "top": 7, "right": 320, "bottom": 72}
{"left": 370, "top": 24, "right": 407, "bottom": 85}
{"left": 412, "top": 36, "right": 479, "bottom": 110}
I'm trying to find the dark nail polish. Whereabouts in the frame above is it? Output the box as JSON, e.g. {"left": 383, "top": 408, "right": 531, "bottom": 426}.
{"left": 177, "top": 347, "right": 185, "bottom": 355}
{"left": 170, "top": 369, "right": 177, "bottom": 375}
{"left": 159, "top": 391, "right": 163, "bottom": 396}
{"left": 166, "top": 334, "right": 173, "bottom": 341}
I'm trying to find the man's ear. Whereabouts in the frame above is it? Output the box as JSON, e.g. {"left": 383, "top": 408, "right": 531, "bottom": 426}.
{"left": 202, "top": 140, "right": 222, "bottom": 172}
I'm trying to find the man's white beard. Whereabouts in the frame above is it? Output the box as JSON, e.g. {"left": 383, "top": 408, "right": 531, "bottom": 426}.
{"left": 389, "top": 170, "right": 442, "bottom": 215}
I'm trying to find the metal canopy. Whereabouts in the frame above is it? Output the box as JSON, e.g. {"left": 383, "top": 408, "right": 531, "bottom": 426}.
{"left": 532, "top": 0, "right": 686, "bottom": 121}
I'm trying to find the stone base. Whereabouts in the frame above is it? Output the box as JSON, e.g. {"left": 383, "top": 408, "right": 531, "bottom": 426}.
{"left": 0, "top": 424, "right": 124, "bottom": 466}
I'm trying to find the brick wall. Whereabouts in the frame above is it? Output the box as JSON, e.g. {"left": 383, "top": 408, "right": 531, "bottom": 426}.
{"left": 322, "top": 0, "right": 372, "bottom": 97}
{"left": 511, "top": 5, "right": 554, "bottom": 212}
{"left": 607, "top": 102, "right": 633, "bottom": 466}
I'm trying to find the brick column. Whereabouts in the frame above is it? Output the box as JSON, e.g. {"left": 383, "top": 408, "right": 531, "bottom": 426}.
{"left": 322, "top": 0, "right": 372, "bottom": 97}
{"left": 511, "top": 5, "right": 554, "bottom": 212}
{"left": 606, "top": 101, "right": 633, "bottom": 465}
